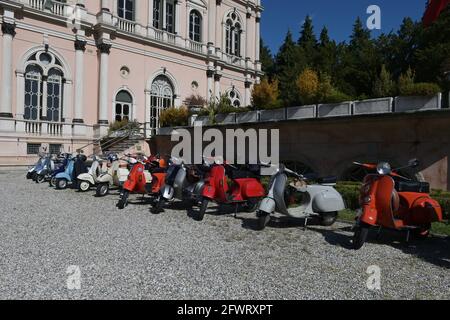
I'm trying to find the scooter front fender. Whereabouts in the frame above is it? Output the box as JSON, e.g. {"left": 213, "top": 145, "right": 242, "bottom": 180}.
{"left": 161, "top": 185, "right": 175, "bottom": 200}
{"left": 258, "top": 197, "right": 276, "bottom": 215}
{"left": 77, "top": 173, "right": 95, "bottom": 185}
{"left": 202, "top": 184, "right": 216, "bottom": 200}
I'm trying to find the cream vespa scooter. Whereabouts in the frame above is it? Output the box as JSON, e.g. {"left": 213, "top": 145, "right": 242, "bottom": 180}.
{"left": 77, "top": 156, "right": 103, "bottom": 192}
{"left": 95, "top": 154, "right": 132, "bottom": 197}
{"left": 256, "top": 164, "right": 346, "bottom": 230}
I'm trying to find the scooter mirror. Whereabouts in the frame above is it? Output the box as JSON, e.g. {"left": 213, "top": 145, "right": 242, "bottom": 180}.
{"left": 408, "top": 159, "right": 420, "bottom": 168}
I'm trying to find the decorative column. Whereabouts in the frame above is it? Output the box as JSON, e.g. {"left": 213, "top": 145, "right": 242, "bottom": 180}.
{"left": 207, "top": 0, "right": 216, "bottom": 54}
{"left": 245, "top": 79, "right": 252, "bottom": 107}
{"left": 255, "top": 11, "right": 261, "bottom": 69}
{"left": 214, "top": 66, "right": 222, "bottom": 100}
{"left": 74, "top": 39, "right": 86, "bottom": 123}
{"left": 0, "top": 22, "right": 16, "bottom": 119}
{"left": 207, "top": 69, "right": 214, "bottom": 101}
{"left": 245, "top": 8, "right": 253, "bottom": 61}
{"left": 97, "top": 43, "right": 112, "bottom": 127}
{"left": 214, "top": 0, "right": 221, "bottom": 54}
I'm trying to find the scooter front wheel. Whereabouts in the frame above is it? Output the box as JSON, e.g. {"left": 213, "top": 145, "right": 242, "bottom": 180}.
{"left": 256, "top": 211, "right": 271, "bottom": 231}
{"left": 353, "top": 223, "right": 370, "bottom": 250}
{"left": 50, "top": 177, "right": 57, "bottom": 188}
{"left": 78, "top": 181, "right": 91, "bottom": 192}
{"left": 152, "top": 197, "right": 166, "bottom": 214}
{"left": 117, "top": 190, "right": 129, "bottom": 209}
{"left": 194, "top": 198, "right": 209, "bottom": 221}
{"left": 36, "top": 174, "right": 45, "bottom": 184}
{"left": 96, "top": 183, "right": 110, "bottom": 197}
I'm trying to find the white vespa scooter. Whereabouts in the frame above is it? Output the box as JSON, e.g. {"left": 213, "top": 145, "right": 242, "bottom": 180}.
{"left": 94, "top": 154, "right": 132, "bottom": 197}
{"left": 256, "top": 164, "right": 345, "bottom": 230}
{"left": 77, "top": 156, "right": 103, "bottom": 192}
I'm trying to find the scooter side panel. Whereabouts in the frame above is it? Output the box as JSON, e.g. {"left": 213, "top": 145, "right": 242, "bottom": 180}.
{"left": 55, "top": 172, "right": 72, "bottom": 181}
{"left": 77, "top": 173, "right": 95, "bottom": 185}
{"left": 97, "top": 173, "right": 114, "bottom": 185}
{"left": 161, "top": 185, "right": 175, "bottom": 200}
{"left": 202, "top": 184, "right": 216, "bottom": 200}
{"left": 310, "top": 186, "right": 346, "bottom": 213}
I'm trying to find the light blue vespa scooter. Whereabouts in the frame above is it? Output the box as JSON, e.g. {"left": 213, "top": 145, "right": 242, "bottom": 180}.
{"left": 54, "top": 154, "right": 88, "bottom": 190}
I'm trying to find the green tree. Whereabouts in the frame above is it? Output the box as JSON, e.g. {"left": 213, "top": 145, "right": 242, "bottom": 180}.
{"left": 260, "top": 39, "right": 275, "bottom": 79}
{"left": 316, "top": 26, "right": 339, "bottom": 79}
{"left": 298, "top": 15, "right": 317, "bottom": 68}
{"left": 275, "top": 30, "right": 304, "bottom": 106}
{"left": 373, "top": 65, "right": 396, "bottom": 97}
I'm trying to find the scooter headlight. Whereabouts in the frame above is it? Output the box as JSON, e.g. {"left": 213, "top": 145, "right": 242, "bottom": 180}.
{"left": 363, "top": 196, "right": 372, "bottom": 204}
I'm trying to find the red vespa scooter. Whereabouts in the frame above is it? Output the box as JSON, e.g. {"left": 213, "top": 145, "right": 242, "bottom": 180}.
{"left": 117, "top": 154, "right": 168, "bottom": 209}
{"left": 352, "top": 159, "right": 443, "bottom": 249}
{"left": 193, "top": 160, "right": 266, "bottom": 221}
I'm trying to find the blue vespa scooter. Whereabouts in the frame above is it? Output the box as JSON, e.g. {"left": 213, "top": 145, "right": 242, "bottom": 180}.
{"left": 49, "top": 154, "right": 72, "bottom": 187}
{"left": 55, "top": 154, "right": 88, "bottom": 190}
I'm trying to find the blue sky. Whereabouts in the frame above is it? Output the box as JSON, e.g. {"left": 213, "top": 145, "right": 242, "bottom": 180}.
{"left": 261, "top": 0, "right": 428, "bottom": 54}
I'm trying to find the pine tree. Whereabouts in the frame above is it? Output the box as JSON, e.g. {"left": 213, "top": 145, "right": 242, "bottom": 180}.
{"left": 298, "top": 15, "right": 317, "bottom": 68}
{"left": 275, "top": 30, "right": 304, "bottom": 106}
{"left": 260, "top": 39, "right": 275, "bottom": 79}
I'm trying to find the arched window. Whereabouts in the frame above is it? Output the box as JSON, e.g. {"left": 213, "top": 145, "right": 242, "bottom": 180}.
{"left": 24, "top": 51, "right": 65, "bottom": 122}
{"left": 225, "top": 11, "right": 242, "bottom": 57}
{"left": 118, "top": 0, "right": 135, "bottom": 21}
{"left": 227, "top": 88, "right": 242, "bottom": 108}
{"left": 150, "top": 75, "right": 174, "bottom": 131}
{"left": 189, "top": 10, "right": 202, "bottom": 42}
{"left": 114, "top": 90, "right": 133, "bottom": 122}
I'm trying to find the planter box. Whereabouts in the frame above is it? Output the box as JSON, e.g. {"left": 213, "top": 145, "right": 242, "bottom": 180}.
{"left": 215, "top": 113, "right": 236, "bottom": 124}
{"left": 259, "top": 108, "right": 286, "bottom": 122}
{"left": 194, "top": 116, "right": 211, "bottom": 126}
{"left": 394, "top": 93, "right": 442, "bottom": 112}
{"left": 286, "top": 105, "right": 316, "bottom": 119}
{"left": 236, "top": 111, "right": 259, "bottom": 124}
{"left": 156, "top": 127, "right": 174, "bottom": 135}
{"left": 318, "top": 102, "right": 353, "bottom": 118}
{"left": 354, "top": 97, "right": 393, "bottom": 115}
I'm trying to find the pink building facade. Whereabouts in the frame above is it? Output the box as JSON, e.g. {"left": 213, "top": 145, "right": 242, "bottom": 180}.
{"left": 0, "top": 0, "right": 263, "bottom": 165}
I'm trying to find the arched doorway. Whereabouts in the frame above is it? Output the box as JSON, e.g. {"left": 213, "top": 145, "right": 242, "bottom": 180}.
{"left": 150, "top": 75, "right": 174, "bottom": 132}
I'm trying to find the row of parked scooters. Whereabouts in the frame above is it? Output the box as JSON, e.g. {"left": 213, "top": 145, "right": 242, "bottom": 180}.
{"left": 26, "top": 153, "right": 443, "bottom": 249}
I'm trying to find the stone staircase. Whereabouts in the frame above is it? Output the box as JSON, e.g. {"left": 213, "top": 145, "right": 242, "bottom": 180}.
{"left": 77, "top": 122, "right": 148, "bottom": 158}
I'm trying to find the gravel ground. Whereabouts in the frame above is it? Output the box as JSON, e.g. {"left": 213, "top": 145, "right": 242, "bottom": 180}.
{"left": 0, "top": 171, "right": 449, "bottom": 300}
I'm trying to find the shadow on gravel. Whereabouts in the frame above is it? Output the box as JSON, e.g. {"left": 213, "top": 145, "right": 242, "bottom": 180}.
{"left": 312, "top": 225, "right": 450, "bottom": 268}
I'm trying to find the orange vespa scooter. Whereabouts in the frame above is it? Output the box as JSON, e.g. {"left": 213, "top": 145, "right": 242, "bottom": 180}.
{"left": 352, "top": 159, "right": 443, "bottom": 249}
{"left": 117, "top": 154, "right": 168, "bottom": 209}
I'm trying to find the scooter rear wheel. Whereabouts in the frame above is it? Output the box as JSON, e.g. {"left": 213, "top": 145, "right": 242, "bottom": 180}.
{"left": 117, "top": 190, "right": 129, "bottom": 209}
{"left": 319, "top": 212, "right": 338, "bottom": 227}
{"left": 96, "top": 184, "right": 110, "bottom": 197}
{"left": 194, "top": 198, "right": 209, "bottom": 221}
{"left": 353, "top": 223, "right": 370, "bottom": 250}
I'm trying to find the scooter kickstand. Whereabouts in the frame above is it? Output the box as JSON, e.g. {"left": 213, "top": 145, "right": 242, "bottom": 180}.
{"left": 234, "top": 204, "right": 238, "bottom": 219}
{"left": 376, "top": 227, "right": 382, "bottom": 240}
{"left": 406, "top": 230, "right": 411, "bottom": 244}
{"left": 303, "top": 217, "right": 308, "bottom": 230}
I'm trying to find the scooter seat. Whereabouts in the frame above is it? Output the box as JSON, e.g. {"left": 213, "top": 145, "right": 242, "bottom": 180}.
{"left": 395, "top": 180, "right": 430, "bottom": 194}
{"left": 318, "top": 176, "right": 337, "bottom": 184}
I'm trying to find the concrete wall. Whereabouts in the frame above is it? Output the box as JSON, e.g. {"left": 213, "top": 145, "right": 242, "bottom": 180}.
{"left": 149, "top": 110, "right": 450, "bottom": 191}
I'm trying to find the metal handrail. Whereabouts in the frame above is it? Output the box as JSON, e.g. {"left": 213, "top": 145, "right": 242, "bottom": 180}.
{"left": 77, "top": 122, "right": 145, "bottom": 156}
